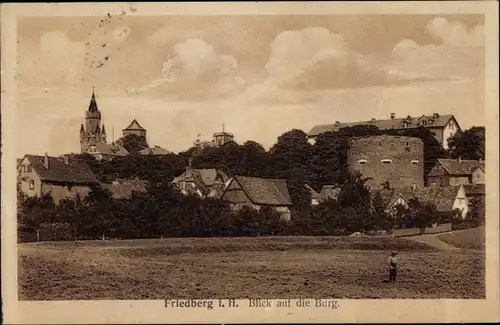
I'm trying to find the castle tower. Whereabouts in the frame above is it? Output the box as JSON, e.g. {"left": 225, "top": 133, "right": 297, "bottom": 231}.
{"left": 80, "top": 89, "right": 107, "bottom": 153}
{"left": 122, "top": 119, "right": 147, "bottom": 138}
{"left": 212, "top": 123, "right": 234, "bottom": 147}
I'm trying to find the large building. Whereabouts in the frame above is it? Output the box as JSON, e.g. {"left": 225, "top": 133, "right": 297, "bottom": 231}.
{"left": 307, "top": 113, "right": 461, "bottom": 149}
{"left": 212, "top": 124, "right": 235, "bottom": 147}
{"left": 17, "top": 154, "right": 99, "bottom": 204}
{"left": 80, "top": 90, "right": 107, "bottom": 153}
{"left": 347, "top": 135, "right": 424, "bottom": 190}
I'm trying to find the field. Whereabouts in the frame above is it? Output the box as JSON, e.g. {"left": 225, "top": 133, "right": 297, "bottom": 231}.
{"left": 18, "top": 234, "right": 485, "bottom": 300}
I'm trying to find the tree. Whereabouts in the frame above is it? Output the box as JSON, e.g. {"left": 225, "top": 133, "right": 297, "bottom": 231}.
{"left": 448, "top": 126, "right": 485, "bottom": 160}
{"left": 116, "top": 134, "right": 149, "bottom": 154}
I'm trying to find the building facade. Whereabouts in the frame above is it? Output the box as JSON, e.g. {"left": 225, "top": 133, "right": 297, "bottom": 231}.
{"left": 80, "top": 90, "right": 107, "bottom": 153}
{"left": 307, "top": 113, "right": 461, "bottom": 149}
{"left": 347, "top": 135, "right": 424, "bottom": 189}
{"left": 17, "top": 154, "right": 99, "bottom": 204}
{"left": 86, "top": 143, "right": 129, "bottom": 161}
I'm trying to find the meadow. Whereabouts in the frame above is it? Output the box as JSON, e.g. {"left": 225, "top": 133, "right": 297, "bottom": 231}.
{"left": 18, "top": 232, "right": 485, "bottom": 300}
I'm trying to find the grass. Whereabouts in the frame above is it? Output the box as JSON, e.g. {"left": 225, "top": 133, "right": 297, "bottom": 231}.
{"left": 18, "top": 236, "right": 485, "bottom": 300}
{"left": 438, "top": 226, "right": 485, "bottom": 250}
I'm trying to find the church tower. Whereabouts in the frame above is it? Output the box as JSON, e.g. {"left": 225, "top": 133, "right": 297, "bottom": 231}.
{"left": 80, "top": 89, "right": 107, "bottom": 153}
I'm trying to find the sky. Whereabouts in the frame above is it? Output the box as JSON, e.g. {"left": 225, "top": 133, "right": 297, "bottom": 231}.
{"left": 16, "top": 14, "right": 485, "bottom": 157}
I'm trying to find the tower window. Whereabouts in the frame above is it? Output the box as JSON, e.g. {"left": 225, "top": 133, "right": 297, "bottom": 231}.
{"left": 381, "top": 159, "right": 393, "bottom": 164}
{"left": 29, "top": 180, "right": 35, "bottom": 190}
{"left": 411, "top": 159, "right": 419, "bottom": 165}
{"left": 358, "top": 159, "right": 368, "bottom": 164}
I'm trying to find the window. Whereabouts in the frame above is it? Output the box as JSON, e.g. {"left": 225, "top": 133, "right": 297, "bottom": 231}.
{"left": 421, "top": 120, "right": 427, "bottom": 126}
{"left": 358, "top": 159, "right": 367, "bottom": 164}
{"left": 27, "top": 165, "right": 32, "bottom": 172}
{"left": 29, "top": 180, "right": 35, "bottom": 190}
{"left": 381, "top": 159, "right": 393, "bottom": 164}
{"left": 411, "top": 159, "right": 419, "bottom": 165}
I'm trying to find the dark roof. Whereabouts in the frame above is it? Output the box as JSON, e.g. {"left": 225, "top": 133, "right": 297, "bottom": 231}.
{"left": 317, "top": 185, "right": 341, "bottom": 202}
{"left": 234, "top": 176, "right": 292, "bottom": 206}
{"left": 102, "top": 179, "right": 148, "bottom": 199}
{"left": 436, "top": 159, "right": 485, "bottom": 175}
{"left": 172, "top": 168, "right": 230, "bottom": 196}
{"left": 372, "top": 186, "right": 462, "bottom": 212}
{"left": 90, "top": 143, "right": 129, "bottom": 156}
{"left": 463, "top": 184, "right": 485, "bottom": 196}
{"left": 139, "top": 146, "right": 170, "bottom": 155}
{"left": 25, "top": 154, "right": 98, "bottom": 184}
{"left": 307, "top": 114, "right": 455, "bottom": 137}
{"left": 88, "top": 90, "right": 99, "bottom": 113}
{"left": 123, "top": 119, "right": 146, "bottom": 131}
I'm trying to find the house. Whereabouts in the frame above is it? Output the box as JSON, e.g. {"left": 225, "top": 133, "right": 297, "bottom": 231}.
{"left": 305, "top": 184, "right": 320, "bottom": 206}
{"left": 220, "top": 176, "right": 293, "bottom": 220}
{"left": 317, "top": 185, "right": 342, "bottom": 203}
{"left": 86, "top": 143, "right": 129, "bottom": 161}
{"left": 138, "top": 145, "right": 170, "bottom": 156}
{"left": 123, "top": 119, "right": 147, "bottom": 138}
{"left": 372, "top": 185, "right": 469, "bottom": 218}
{"left": 17, "top": 153, "right": 99, "bottom": 204}
{"left": 101, "top": 179, "right": 149, "bottom": 199}
{"left": 307, "top": 113, "right": 461, "bottom": 149}
{"left": 172, "top": 167, "right": 230, "bottom": 198}
{"left": 427, "top": 158, "right": 485, "bottom": 187}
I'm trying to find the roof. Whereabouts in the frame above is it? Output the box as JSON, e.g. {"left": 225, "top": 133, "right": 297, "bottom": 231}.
{"left": 91, "top": 143, "right": 129, "bottom": 156}
{"left": 123, "top": 119, "right": 146, "bottom": 131}
{"left": 213, "top": 131, "right": 234, "bottom": 137}
{"left": 25, "top": 154, "right": 99, "bottom": 184}
{"left": 436, "top": 158, "right": 485, "bottom": 175}
{"left": 305, "top": 184, "right": 319, "bottom": 199}
{"left": 101, "top": 179, "right": 148, "bottom": 199}
{"left": 317, "top": 185, "right": 341, "bottom": 202}
{"left": 463, "top": 184, "right": 485, "bottom": 196}
{"left": 88, "top": 90, "right": 99, "bottom": 113}
{"left": 139, "top": 146, "right": 170, "bottom": 155}
{"left": 172, "top": 168, "right": 230, "bottom": 196}
{"left": 307, "top": 114, "right": 454, "bottom": 137}
{"left": 232, "top": 175, "right": 292, "bottom": 206}
{"left": 373, "top": 186, "right": 462, "bottom": 212}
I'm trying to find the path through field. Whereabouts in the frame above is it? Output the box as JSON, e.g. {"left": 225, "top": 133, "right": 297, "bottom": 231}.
{"left": 405, "top": 233, "right": 459, "bottom": 251}
{"left": 18, "top": 235, "right": 485, "bottom": 300}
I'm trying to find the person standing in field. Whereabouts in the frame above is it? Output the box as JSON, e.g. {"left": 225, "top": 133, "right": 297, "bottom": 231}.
{"left": 388, "top": 251, "right": 398, "bottom": 283}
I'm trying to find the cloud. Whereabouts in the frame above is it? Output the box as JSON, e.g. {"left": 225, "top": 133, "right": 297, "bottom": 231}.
{"left": 19, "top": 31, "right": 86, "bottom": 87}
{"left": 131, "top": 38, "right": 246, "bottom": 100}
{"left": 390, "top": 17, "right": 484, "bottom": 80}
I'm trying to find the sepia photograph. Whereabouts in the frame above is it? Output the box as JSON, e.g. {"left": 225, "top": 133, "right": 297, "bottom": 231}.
{"left": 1, "top": 1, "right": 499, "bottom": 324}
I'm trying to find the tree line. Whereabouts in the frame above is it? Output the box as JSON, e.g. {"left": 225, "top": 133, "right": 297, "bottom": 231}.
{"left": 17, "top": 125, "right": 484, "bottom": 242}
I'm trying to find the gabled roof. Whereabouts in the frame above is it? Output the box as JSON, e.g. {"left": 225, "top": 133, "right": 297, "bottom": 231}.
{"left": 123, "top": 119, "right": 146, "bottom": 131}
{"left": 101, "top": 179, "right": 148, "bottom": 199}
{"left": 231, "top": 176, "right": 292, "bottom": 206}
{"left": 436, "top": 158, "right": 485, "bottom": 175}
{"left": 317, "top": 185, "right": 341, "bottom": 202}
{"left": 90, "top": 143, "right": 129, "bottom": 156}
{"left": 24, "top": 154, "right": 98, "bottom": 184}
{"left": 172, "top": 168, "right": 230, "bottom": 196}
{"left": 372, "top": 185, "right": 463, "bottom": 212}
{"left": 463, "top": 184, "right": 485, "bottom": 196}
{"left": 139, "top": 146, "right": 170, "bottom": 155}
{"left": 307, "top": 114, "right": 455, "bottom": 137}
{"left": 305, "top": 184, "right": 319, "bottom": 199}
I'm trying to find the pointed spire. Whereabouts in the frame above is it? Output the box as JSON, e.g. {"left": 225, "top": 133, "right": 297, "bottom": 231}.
{"left": 88, "top": 87, "right": 99, "bottom": 112}
{"left": 80, "top": 124, "right": 85, "bottom": 133}
{"left": 101, "top": 124, "right": 106, "bottom": 134}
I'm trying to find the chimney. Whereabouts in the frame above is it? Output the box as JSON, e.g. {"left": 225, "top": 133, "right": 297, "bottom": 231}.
{"left": 390, "top": 113, "right": 395, "bottom": 119}
{"left": 433, "top": 113, "right": 439, "bottom": 118}
{"left": 458, "top": 156, "right": 462, "bottom": 164}
{"left": 43, "top": 153, "right": 50, "bottom": 169}
{"left": 63, "top": 154, "right": 70, "bottom": 166}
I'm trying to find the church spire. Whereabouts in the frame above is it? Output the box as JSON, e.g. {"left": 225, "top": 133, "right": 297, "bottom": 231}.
{"left": 102, "top": 124, "right": 106, "bottom": 135}
{"left": 88, "top": 87, "right": 99, "bottom": 112}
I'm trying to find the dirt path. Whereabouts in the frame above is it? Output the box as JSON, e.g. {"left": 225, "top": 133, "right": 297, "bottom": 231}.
{"left": 405, "top": 232, "right": 460, "bottom": 251}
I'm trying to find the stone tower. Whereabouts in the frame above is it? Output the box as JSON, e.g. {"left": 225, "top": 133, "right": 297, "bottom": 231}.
{"left": 80, "top": 89, "right": 107, "bottom": 153}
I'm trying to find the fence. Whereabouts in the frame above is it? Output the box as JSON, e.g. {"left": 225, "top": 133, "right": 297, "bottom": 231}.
{"left": 393, "top": 223, "right": 452, "bottom": 238}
